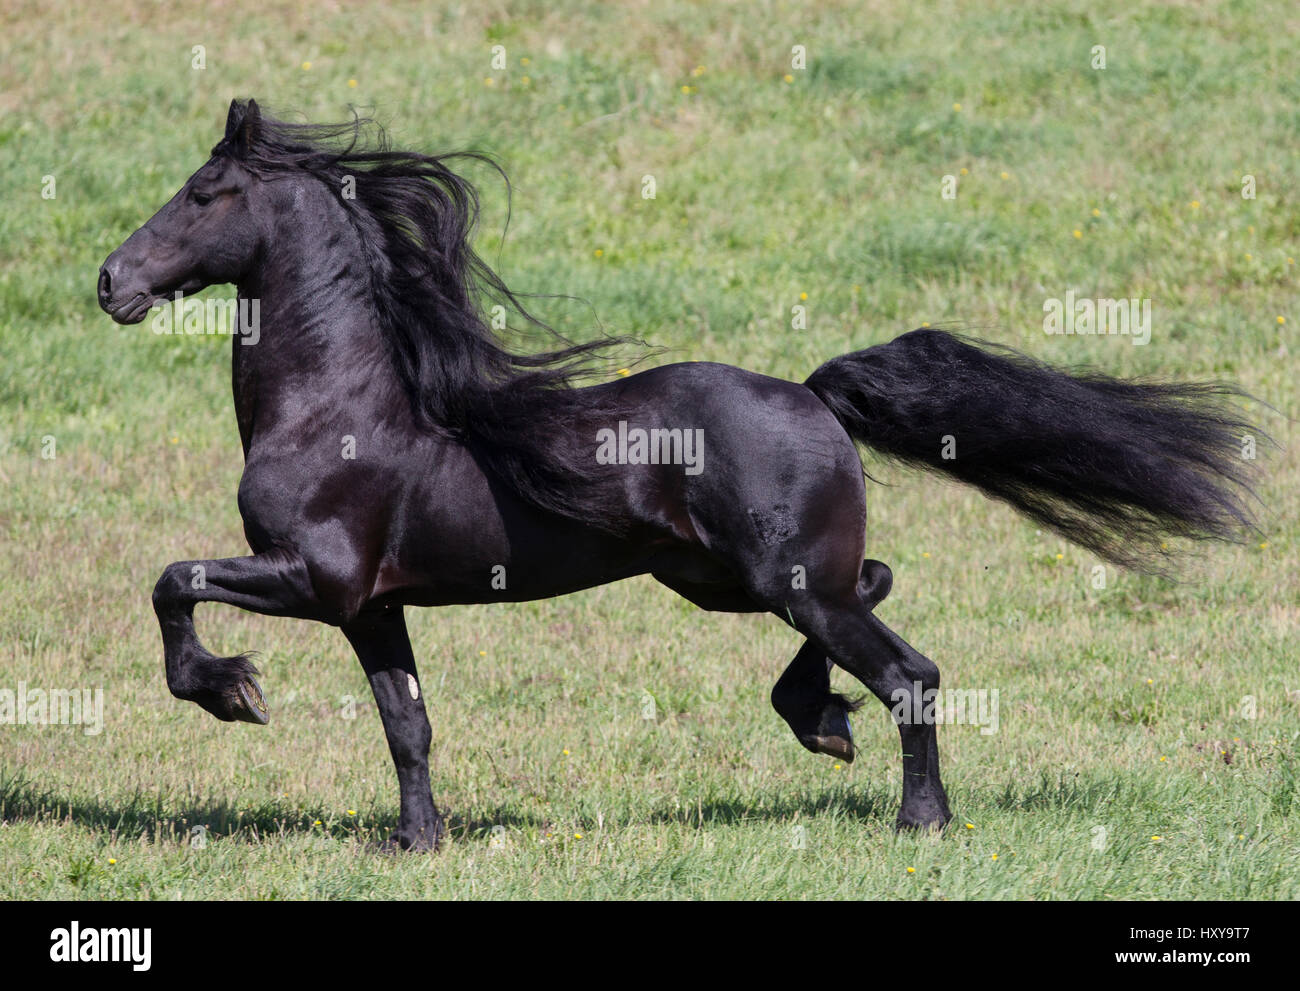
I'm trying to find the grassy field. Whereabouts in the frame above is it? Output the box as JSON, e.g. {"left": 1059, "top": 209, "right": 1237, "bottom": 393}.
{"left": 0, "top": 0, "right": 1296, "bottom": 898}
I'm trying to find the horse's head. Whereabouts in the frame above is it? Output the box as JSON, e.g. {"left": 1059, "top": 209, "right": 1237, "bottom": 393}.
{"left": 98, "top": 99, "right": 268, "bottom": 323}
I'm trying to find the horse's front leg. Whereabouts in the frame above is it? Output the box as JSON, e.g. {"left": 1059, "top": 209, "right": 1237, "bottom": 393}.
{"left": 342, "top": 609, "right": 442, "bottom": 851}
{"left": 152, "top": 549, "right": 326, "bottom": 723}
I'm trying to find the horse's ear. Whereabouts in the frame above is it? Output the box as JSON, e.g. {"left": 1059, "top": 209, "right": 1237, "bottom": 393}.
{"left": 224, "top": 98, "right": 261, "bottom": 157}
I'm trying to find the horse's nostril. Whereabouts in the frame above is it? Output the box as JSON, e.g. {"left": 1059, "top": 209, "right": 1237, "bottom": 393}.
{"left": 98, "top": 267, "right": 112, "bottom": 300}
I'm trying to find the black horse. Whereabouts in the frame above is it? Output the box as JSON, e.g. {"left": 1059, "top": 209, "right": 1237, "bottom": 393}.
{"left": 98, "top": 100, "right": 1260, "bottom": 850}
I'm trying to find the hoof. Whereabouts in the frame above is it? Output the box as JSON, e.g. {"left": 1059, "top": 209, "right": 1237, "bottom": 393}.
{"left": 184, "top": 653, "right": 269, "bottom": 724}
{"left": 796, "top": 699, "right": 856, "bottom": 762}
{"left": 229, "top": 677, "right": 270, "bottom": 725}
{"left": 370, "top": 824, "right": 442, "bottom": 854}
{"left": 801, "top": 732, "right": 855, "bottom": 763}
{"left": 894, "top": 809, "right": 952, "bottom": 834}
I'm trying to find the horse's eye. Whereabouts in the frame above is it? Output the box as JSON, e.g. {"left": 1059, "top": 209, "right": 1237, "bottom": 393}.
{"left": 193, "top": 191, "right": 214, "bottom": 206}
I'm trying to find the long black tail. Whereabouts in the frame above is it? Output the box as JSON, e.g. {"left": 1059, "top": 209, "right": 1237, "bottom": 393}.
{"left": 804, "top": 329, "right": 1263, "bottom": 571}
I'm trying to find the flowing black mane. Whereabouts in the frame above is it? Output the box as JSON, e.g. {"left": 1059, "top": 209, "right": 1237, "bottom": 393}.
{"left": 213, "top": 100, "right": 634, "bottom": 525}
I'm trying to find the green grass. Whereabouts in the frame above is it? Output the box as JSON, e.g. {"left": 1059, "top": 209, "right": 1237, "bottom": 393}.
{"left": 0, "top": 0, "right": 1296, "bottom": 898}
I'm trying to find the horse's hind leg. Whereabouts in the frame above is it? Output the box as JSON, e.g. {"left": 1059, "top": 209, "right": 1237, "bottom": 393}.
{"left": 650, "top": 571, "right": 861, "bottom": 759}
{"left": 770, "top": 560, "right": 893, "bottom": 764}
{"left": 772, "top": 572, "right": 951, "bottom": 832}
{"left": 818, "top": 605, "right": 950, "bottom": 831}
{"left": 342, "top": 608, "right": 442, "bottom": 851}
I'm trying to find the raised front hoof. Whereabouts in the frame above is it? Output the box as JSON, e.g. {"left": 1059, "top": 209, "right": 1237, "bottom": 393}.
{"left": 193, "top": 675, "right": 270, "bottom": 724}
{"left": 229, "top": 678, "right": 270, "bottom": 724}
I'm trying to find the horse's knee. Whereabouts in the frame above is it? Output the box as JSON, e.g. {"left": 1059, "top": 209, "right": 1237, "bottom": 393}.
{"left": 859, "top": 559, "right": 893, "bottom": 608}
{"left": 152, "top": 562, "right": 191, "bottom": 613}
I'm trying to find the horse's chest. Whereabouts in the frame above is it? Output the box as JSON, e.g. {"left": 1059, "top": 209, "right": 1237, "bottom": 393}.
{"left": 236, "top": 462, "right": 304, "bottom": 552}
{"left": 236, "top": 449, "right": 354, "bottom": 548}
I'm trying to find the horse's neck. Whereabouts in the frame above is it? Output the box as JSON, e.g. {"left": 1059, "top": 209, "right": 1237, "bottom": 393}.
{"left": 231, "top": 257, "right": 400, "bottom": 455}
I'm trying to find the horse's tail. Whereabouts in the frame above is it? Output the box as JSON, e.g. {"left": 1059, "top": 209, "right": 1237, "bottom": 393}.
{"left": 803, "top": 329, "right": 1264, "bottom": 572}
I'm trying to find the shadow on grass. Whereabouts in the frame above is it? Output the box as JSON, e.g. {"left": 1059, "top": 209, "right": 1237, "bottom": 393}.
{"left": 0, "top": 769, "right": 405, "bottom": 846}
{"left": 0, "top": 769, "right": 587, "bottom": 850}
{"left": 1, "top": 768, "right": 910, "bottom": 847}
{"left": 642, "top": 784, "right": 898, "bottom": 829}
